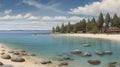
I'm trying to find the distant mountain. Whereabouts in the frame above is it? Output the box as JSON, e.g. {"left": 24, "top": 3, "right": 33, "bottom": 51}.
{"left": 0, "top": 30, "right": 52, "bottom": 34}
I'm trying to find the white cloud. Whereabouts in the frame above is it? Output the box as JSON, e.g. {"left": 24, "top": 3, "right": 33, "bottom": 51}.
{"left": 0, "top": 13, "right": 85, "bottom": 22}
{"left": 4, "top": 9, "right": 12, "bottom": 15}
{"left": 69, "top": 0, "right": 120, "bottom": 16}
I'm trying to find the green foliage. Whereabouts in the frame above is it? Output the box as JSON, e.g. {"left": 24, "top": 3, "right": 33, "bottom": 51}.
{"left": 56, "top": 25, "right": 60, "bottom": 32}
{"left": 72, "top": 24, "right": 77, "bottom": 33}
{"left": 91, "top": 18, "right": 99, "bottom": 33}
{"left": 66, "top": 22, "right": 71, "bottom": 33}
{"left": 53, "top": 12, "right": 120, "bottom": 34}
{"left": 60, "top": 24, "right": 65, "bottom": 33}
{"left": 112, "top": 14, "right": 120, "bottom": 26}
{"left": 52, "top": 27, "right": 55, "bottom": 33}
{"left": 97, "top": 13, "right": 104, "bottom": 32}
{"left": 105, "top": 13, "right": 111, "bottom": 27}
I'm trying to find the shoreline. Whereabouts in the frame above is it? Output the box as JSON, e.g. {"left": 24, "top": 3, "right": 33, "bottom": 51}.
{"left": 52, "top": 33, "right": 120, "bottom": 41}
{"left": 0, "top": 43, "right": 58, "bottom": 67}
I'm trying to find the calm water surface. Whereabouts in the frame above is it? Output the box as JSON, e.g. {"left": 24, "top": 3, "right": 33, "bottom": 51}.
{"left": 0, "top": 33, "right": 120, "bottom": 67}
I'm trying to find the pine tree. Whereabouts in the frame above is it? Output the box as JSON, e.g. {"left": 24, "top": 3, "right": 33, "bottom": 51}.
{"left": 52, "top": 27, "right": 55, "bottom": 33}
{"left": 97, "top": 13, "right": 104, "bottom": 33}
{"left": 56, "top": 26, "right": 60, "bottom": 32}
{"left": 91, "top": 18, "right": 98, "bottom": 33}
{"left": 112, "top": 14, "right": 120, "bottom": 27}
{"left": 72, "top": 24, "right": 77, "bottom": 33}
{"left": 61, "top": 24, "right": 65, "bottom": 33}
{"left": 66, "top": 22, "right": 71, "bottom": 33}
{"left": 105, "top": 13, "right": 111, "bottom": 28}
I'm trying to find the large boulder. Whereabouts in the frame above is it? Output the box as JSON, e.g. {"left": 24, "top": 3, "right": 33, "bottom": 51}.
{"left": 58, "top": 62, "right": 68, "bottom": 66}
{"left": 40, "top": 60, "right": 52, "bottom": 64}
{"left": 95, "top": 51, "right": 104, "bottom": 55}
{"left": 83, "top": 52, "right": 92, "bottom": 57}
{"left": 0, "top": 62, "right": 3, "bottom": 66}
{"left": 71, "top": 49, "right": 81, "bottom": 54}
{"left": 88, "top": 59, "right": 101, "bottom": 65}
{"left": 13, "top": 51, "right": 20, "bottom": 55}
{"left": 1, "top": 54, "right": 11, "bottom": 59}
{"left": 82, "top": 44, "right": 91, "bottom": 47}
{"left": 11, "top": 55, "right": 25, "bottom": 62}
{"left": 104, "top": 50, "right": 112, "bottom": 54}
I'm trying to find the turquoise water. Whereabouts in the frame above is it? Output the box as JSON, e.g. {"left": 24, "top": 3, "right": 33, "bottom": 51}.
{"left": 0, "top": 34, "right": 120, "bottom": 67}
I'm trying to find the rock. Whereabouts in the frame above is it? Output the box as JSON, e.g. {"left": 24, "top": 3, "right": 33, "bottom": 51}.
{"left": 109, "top": 62, "right": 117, "bottom": 64}
{"left": 41, "top": 60, "right": 52, "bottom": 64}
{"left": 1, "top": 54, "right": 11, "bottom": 59}
{"left": 59, "top": 62, "right": 68, "bottom": 66}
{"left": 88, "top": 59, "right": 101, "bottom": 65}
{"left": 95, "top": 51, "right": 104, "bottom": 55}
{"left": 0, "top": 62, "right": 3, "bottom": 66}
{"left": 11, "top": 55, "right": 25, "bottom": 62}
{"left": 108, "top": 64, "right": 116, "bottom": 67}
{"left": 108, "top": 62, "right": 117, "bottom": 67}
{"left": 1, "top": 53, "right": 5, "bottom": 55}
{"left": 71, "top": 49, "right": 81, "bottom": 54}
{"left": 104, "top": 50, "right": 112, "bottom": 54}
{"left": 83, "top": 52, "right": 92, "bottom": 57}
{"left": 13, "top": 51, "right": 20, "bottom": 55}
{"left": 82, "top": 44, "right": 91, "bottom": 47}
{"left": 31, "top": 54, "right": 36, "bottom": 56}
{"left": 8, "top": 50, "right": 14, "bottom": 53}
{"left": 63, "top": 57, "right": 73, "bottom": 61}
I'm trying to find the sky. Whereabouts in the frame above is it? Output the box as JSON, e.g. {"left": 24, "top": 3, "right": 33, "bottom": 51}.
{"left": 0, "top": 0, "right": 119, "bottom": 30}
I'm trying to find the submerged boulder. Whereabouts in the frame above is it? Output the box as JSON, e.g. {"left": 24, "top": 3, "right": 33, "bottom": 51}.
{"left": 71, "top": 49, "right": 81, "bottom": 54}
{"left": 104, "top": 50, "right": 112, "bottom": 54}
{"left": 82, "top": 44, "right": 91, "bottom": 47}
{"left": 95, "top": 51, "right": 104, "bottom": 56}
{"left": 11, "top": 55, "right": 25, "bottom": 62}
{"left": 40, "top": 60, "right": 52, "bottom": 64}
{"left": 58, "top": 62, "right": 68, "bottom": 66}
{"left": 88, "top": 59, "right": 101, "bottom": 65}
{"left": 83, "top": 52, "right": 92, "bottom": 57}
{"left": 1, "top": 54, "right": 11, "bottom": 59}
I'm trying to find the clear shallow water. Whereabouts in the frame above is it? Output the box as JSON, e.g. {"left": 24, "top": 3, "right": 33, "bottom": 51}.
{"left": 0, "top": 34, "right": 120, "bottom": 67}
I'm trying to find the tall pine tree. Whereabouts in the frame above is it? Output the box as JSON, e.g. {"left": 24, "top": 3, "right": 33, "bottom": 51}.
{"left": 97, "top": 13, "right": 104, "bottom": 33}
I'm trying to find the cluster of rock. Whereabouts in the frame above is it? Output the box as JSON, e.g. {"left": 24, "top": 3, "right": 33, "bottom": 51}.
{"left": 70, "top": 48, "right": 113, "bottom": 66}
{"left": 0, "top": 50, "right": 26, "bottom": 63}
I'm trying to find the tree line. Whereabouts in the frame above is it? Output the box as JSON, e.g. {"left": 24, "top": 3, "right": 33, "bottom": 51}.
{"left": 52, "top": 13, "right": 120, "bottom": 33}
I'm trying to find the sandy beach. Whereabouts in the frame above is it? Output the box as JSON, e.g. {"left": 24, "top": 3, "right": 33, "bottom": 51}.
{"left": 52, "top": 33, "right": 120, "bottom": 41}
{"left": 0, "top": 43, "right": 58, "bottom": 67}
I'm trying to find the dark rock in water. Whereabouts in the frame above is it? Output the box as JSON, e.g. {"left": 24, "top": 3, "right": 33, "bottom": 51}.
{"left": 88, "top": 59, "right": 101, "bottom": 65}
{"left": 82, "top": 44, "right": 91, "bottom": 47}
{"left": 31, "top": 54, "right": 36, "bottom": 56}
{"left": 108, "top": 64, "right": 116, "bottom": 67}
{"left": 11, "top": 55, "right": 25, "bottom": 62}
{"left": 82, "top": 52, "right": 92, "bottom": 57}
{"left": 41, "top": 60, "right": 52, "bottom": 64}
{"left": 108, "top": 62, "right": 117, "bottom": 67}
{"left": 63, "top": 57, "right": 73, "bottom": 61}
{"left": 0, "top": 62, "right": 3, "bottom": 66}
{"left": 71, "top": 49, "right": 81, "bottom": 54}
{"left": 59, "top": 62, "right": 68, "bottom": 66}
{"left": 104, "top": 50, "right": 112, "bottom": 55}
{"left": 1, "top": 54, "right": 11, "bottom": 59}
{"left": 95, "top": 51, "right": 104, "bottom": 56}
{"left": 109, "top": 62, "right": 117, "bottom": 64}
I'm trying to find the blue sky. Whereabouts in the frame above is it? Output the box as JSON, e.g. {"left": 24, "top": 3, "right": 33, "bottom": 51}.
{"left": 0, "top": 0, "right": 119, "bottom": 30}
